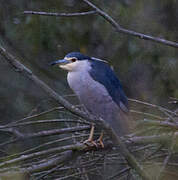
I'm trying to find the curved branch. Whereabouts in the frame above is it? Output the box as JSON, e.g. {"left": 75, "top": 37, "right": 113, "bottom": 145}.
{"left": 82, "top": 0, "right": 178, "bottom": 48}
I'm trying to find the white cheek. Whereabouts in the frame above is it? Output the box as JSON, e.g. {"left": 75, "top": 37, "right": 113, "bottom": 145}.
{"left": 59, "top": 63, "right": 77, "bottom": 71}
{"left": 59, "top": 61, "right": 90, "bottom": 72}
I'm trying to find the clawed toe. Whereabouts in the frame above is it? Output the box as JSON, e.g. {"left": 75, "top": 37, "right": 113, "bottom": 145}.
{"left": 83, "top": 125, "right": 104, "bottom": 149}
{"left": 84, "top": 139, "right": 97, "bottom": 147}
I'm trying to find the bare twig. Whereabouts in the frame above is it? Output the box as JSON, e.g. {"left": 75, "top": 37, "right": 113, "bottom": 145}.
{"left": 0, "top": 134, "right": 89, "bottom": 163}
{"left": 141, "top": 119, "right": 178, "bottom": 130}
{"left": 26, "top": 126, "right": 90, "bottom": 138}
{"left": 129, "top": 98, "right": 175, "bottom": 115}
{"left": 0, "top": 141, "right": 112, "bottom": 170}
{"left": 0, "top": 144, "right": 84, "bottom": 169}
{"left": 0, "top": 128, "right": 24, "bottom": 139}
{"left": 82, "top": 0, "right": 178, "bottom": 48}
{"left": 0, "top": 119, "right": 89, "bottom": 129}
{"left": 130, "top": 110, "right": 167, "bottom": 120}
{"left": 0, "top": 126, "right": 90, "bottom": 150}
{"left": 127, "top": 132, "right": 178, "bottom": 145}
{"left": 35, "top": 164, "right": 64, "bottom": 180}
{"left": 0, "top": 150, "right": 76, "bottom": 178}
{"left": 57, "top": 167, "right": 99, "bottom": 180}
{"left": 23, "top": 10, "right": 97, "bottom": 17}
{"left": 169, "top": 97, "right": 178, "bottom": 104}
{"left": 0, "top": 126, "right": 90, "bottom": 143}
{"left": 156, "top": 133, "right": 176, "bottom": 180}
{"left": 108, "top": 167, "right": 131, "bottom": 180}
{"left": 8, "top": 106, "right": 64, "bottom": 126}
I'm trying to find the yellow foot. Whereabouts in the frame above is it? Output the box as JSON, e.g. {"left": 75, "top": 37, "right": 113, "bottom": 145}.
{"left": 96, "top": 132, "right": 104, "bottom": 148}
{"left": 83, "top": 124, "right": 97, "bottom": 147}
{"left": 84, "top": 139, "right": 97, "bottom": 147}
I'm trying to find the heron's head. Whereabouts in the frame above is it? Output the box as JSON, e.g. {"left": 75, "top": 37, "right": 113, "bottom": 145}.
{"left": 50, "top": 52, "right": 107, "bottom": 72}
{"left": 50, "top": 52, "right": 92, "bottom": 71}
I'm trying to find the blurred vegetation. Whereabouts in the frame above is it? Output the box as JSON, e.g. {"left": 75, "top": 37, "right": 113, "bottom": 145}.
{"left": 0, "top": 0, "right": 177, "bottom": 121}
{"left": 0, "top": 0, "right": 178, "bottom": 179}
{"left": 0, "top": 0, "right": 178, "bottom": 120}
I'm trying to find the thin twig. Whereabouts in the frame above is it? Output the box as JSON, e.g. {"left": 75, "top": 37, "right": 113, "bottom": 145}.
{"left": 82, "top": 0, "right": 178, "bottom": 48}
{"left": 0, "top": 142, "right": 112, "bottom": 170}
{"left": 108, "top": 167, "right": 131, "bottom": 180}
{"left": 35, "top": 164, "right": 64, "bottom": 180}
{"left": 126, "top": 132, "right": 178, "bottom": 145}
{"left": 130, "top": 110, "right": 167, "bottom": 120}
{"left": 0, "top": 126, "right": 90, "bottom": 149}
{"left": 0, "top": 119, "right": 89, "bottom": 129}
{"left": 0, "top": 144, "right": 84, "bottom": 168}
{"left": 23, "top": 10, "right": 97, "bottom": 17}
{"left": 25, "top": 125, "right": 90, "bottom": 139}
{"left": 156, "top": 133, "right": 176, "bottom": 180}
{"left": 129, "top": 98, "right": 175, "bottom": 115}
{"left": 0, "top": 134, "right": 89, "bottom": 162}
{"left": 141, "top": 119, "right": 178, "bottom": 130}
{"left": 8, "top": 106, "right": 64, "bottom": 125}
{"left": 57, "top": 167, "right": 99, "bottom": 180}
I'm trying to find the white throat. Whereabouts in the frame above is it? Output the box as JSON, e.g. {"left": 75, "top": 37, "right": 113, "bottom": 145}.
{"left": 66, "top": 60, "right": 91, "bottom": 94}
{"left": 60, "top": 60, "right": 90, "bottom": 72}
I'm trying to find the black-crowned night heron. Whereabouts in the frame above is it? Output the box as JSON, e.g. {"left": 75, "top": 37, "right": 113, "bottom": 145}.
{"left": 50, "top": 52, "right": 130, "bottom": 145}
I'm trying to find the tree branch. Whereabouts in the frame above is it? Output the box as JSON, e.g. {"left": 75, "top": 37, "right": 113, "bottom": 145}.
{"left": 141, "top": 119, "right": 178, "bottom": 130}
{"left": 82, "top": 0, "right": 178, "bottom": 48}
{"left": 0, "top": 143, "right": 84, "bottom": 168}
{"left": 0, "top": 142, "right": 112, "bottom": 175}
{"left": 23, "top": 10, "right": 97, "bottom": 17}
{"left": 26, "top": 126, "right": 90, "bottom": 139}
{"left": 127, "top": 132, "right": 178, "bottom": 145}
{"left": 0, "top": 126, "right": 90, "bottom": 148}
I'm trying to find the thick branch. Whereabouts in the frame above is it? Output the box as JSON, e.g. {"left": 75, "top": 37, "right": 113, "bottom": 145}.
{"left": 26, "top": 126, "right": 90, "bottom": 138}
{"left": 82, "top": 0, "right": 178, "bottom": 48}
{"left": 0, "top": 142, "right": 112, "bottom": 179}
{"left": 0, "top": 141, "right": 112, "bottom": 171}
{"left": 23, "top": 10, "right": 97, "bottom": 17}
{"left": 0, "top": 126, "right": 90, "bottom": 148}
{"left": 127, "top": 132, "right": 178, "bottom": 145}
{"left": 0, "top": 143, "right": 84, "bottom": 168}
{"left": 0, "top": 45, "right": 150, "bottom": 180}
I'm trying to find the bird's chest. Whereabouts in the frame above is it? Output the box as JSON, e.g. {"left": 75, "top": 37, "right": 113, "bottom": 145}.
{"left": 67, "top": 71, "right": 115, "bottom": 114}
{"left": 67, "top": 71, "right": 97, "bottom": 97}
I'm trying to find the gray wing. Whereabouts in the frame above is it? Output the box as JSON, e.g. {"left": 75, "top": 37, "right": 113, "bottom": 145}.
{"left": 89, "top": 60, "right": 129, "bottom": 113}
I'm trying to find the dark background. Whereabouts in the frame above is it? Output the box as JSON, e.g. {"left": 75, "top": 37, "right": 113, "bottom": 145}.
{"left": 0, "top": 0, "right": 178, "bottom": 122}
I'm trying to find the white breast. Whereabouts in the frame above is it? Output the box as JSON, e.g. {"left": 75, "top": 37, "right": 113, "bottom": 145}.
{"left": 67, "top": 61, "right": 91, "bottom": 95}
{"left": 67, "top": 60, "right": 119, "bottom": 117}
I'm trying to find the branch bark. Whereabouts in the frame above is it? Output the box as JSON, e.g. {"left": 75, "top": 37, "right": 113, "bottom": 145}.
{"left": 23, "top": 10, "right": 97, "bottom": 17}
{"left": 82, "top": 0, "right": 178, "bottom": 48}
{"left": 127, "top": 132, "right": 178, "bottom": 145}
{"left": 0, "top": 142, "right": 113, "bottom": 177}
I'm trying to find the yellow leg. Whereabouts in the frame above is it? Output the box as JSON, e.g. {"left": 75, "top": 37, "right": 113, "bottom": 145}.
{"left": 97, "top": 131, "right": 104, "bottom": 148}
{"left": 84, "top": 124, "right": 97, "bottom": 147}
{"left": 88, "top": 124, "right": 94, "bottom": 141}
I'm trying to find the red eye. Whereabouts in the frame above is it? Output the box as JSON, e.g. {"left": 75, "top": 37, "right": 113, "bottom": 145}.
{"left": 71, "top": 58, "right": 76, "bottom": 62}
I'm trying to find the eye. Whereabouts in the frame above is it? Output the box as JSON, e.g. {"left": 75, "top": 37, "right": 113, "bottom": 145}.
{"left": 71, "top": 58, "right": 77, "bottom": 62}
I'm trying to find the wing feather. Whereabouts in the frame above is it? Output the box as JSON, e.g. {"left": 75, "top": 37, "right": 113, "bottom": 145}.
{"left": 89, "top": 59, "right": 129, "bottom": 113}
